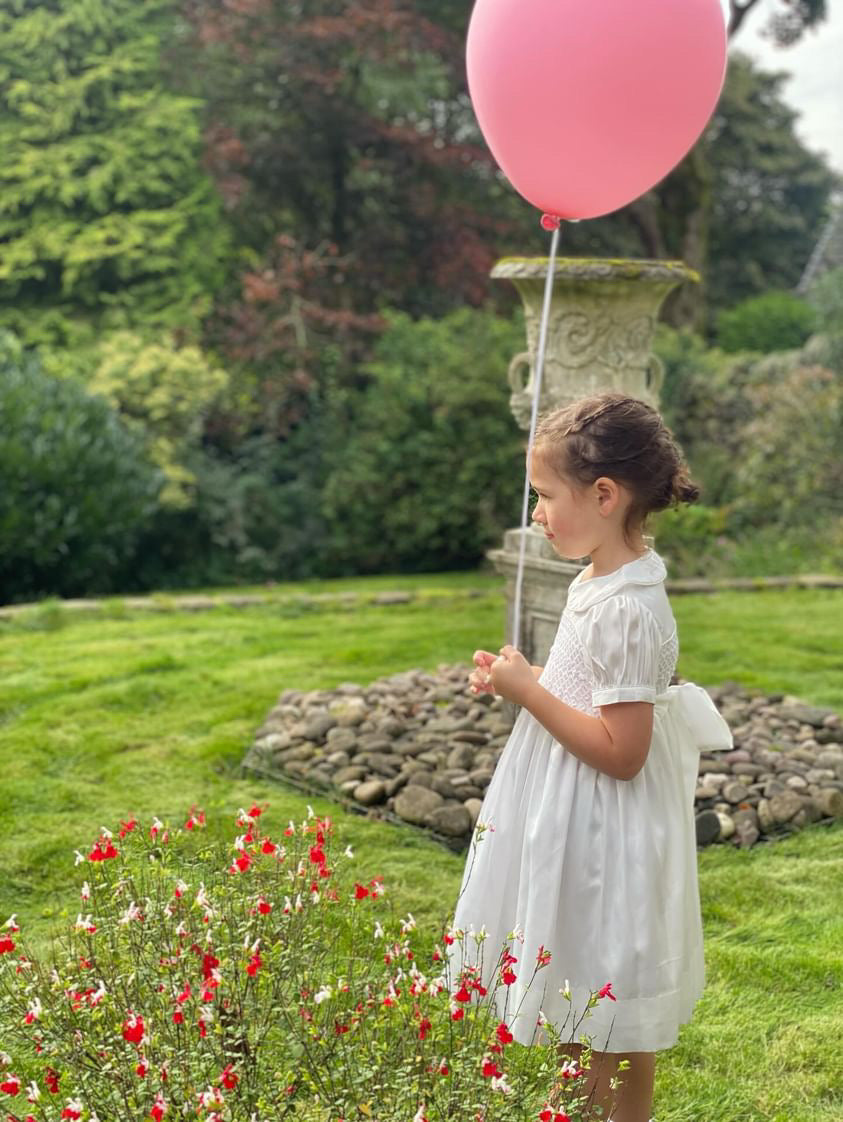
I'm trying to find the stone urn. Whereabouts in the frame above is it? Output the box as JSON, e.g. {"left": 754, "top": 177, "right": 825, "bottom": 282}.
{"left": 487, "top": 257, "right": 698, "bottom": 669}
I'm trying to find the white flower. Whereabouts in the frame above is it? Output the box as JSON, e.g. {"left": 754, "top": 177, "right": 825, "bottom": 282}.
{"left": 99, "top": 826, "right": 113, "bottom": 839}
{"left": 306, "top": 804, "right": 315, "bottom": 819}
{"left": 313, "top": 985, "right": 333, "bottom": 1005}
{"left": 198, "top": 1087, "right": 224, "bottom": 1108}
{"left": 234, "top": 833, "right": 248, "bottom": 852}
{"left": 400, "top": 913, "right": 416, "bottom": 934}
{"left": 412, "top": 1105, "right": 428, "bottom": 1122}
{"left": 373, "top": 920, "right": 384, "bottom": 940}
{"left": 537, "top": 1009, "right": 549, "bottom": 1026}
{"left": 90, "top": 980, "right": 107, "bottom": 1006}
{"left": 27, "top": 1081, "right": 41, "bottom": 1102}
{"left": 470, "top": 923, "right": 489, "bottom": 945}
{"left": 507, "top": 922, "right": 524, "bottom": 943}
{"left": 343, "top": 844, "right": 354, "bottom": 858}
{"left": 491, "top": 1074, "right": 512, "bottom": 1094}
{"left": 175, "top": 921, "right": 187, "bottom": 937}
{"left": 119, "top": 901, "right": 143, "bottom": 925}
{"left": 560, "top": 979, "right": 572, "bottom": 1000}
{"left": 4, "top": 914, "right": 18, "bottom": 929}
{"left": 74, "top": 850, "right": 85, "bottom": 866}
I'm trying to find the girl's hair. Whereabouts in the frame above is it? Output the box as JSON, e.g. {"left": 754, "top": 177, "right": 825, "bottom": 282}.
{"left": 533, "top": 392, "right": 701, "bottom": 543}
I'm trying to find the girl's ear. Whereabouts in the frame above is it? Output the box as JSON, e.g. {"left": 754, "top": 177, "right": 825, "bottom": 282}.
{"left": 593, "top": 475, "right": 620, "bottom": 514}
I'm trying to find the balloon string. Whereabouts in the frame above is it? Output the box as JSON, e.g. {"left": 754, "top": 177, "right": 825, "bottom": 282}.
{"left": 511, "top": 220, "right": 561, "bottom": 650}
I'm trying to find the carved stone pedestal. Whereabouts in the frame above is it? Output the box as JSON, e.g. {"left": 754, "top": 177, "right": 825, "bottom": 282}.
{"left": 488, "top": 257, "right": 695, "bottom": 672}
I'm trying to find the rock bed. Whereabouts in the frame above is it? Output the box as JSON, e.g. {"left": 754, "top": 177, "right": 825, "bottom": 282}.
{"left": 243, "top": 665, "right": 843, "bottom": 850}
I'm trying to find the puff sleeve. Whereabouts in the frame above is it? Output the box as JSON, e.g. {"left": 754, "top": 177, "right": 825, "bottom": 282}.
{"left": 582, "top": 594, "right": 664, "bottom": 707}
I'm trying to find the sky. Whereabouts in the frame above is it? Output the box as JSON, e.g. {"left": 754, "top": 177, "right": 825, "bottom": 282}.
{"left": 723, "top": 0, "right": 843, "bottom": 175}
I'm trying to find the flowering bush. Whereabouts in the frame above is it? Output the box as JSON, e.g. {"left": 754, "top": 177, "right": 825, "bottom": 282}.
{"left": 0, "top": 806, "right": 612, "bottom": 1121}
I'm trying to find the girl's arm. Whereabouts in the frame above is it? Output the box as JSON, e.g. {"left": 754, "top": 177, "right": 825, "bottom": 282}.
{"left": 530, "top": 665, "right": 543, "bottom": 679}
{"left": 521, "top": 680, "right": 653, "bottom": 780}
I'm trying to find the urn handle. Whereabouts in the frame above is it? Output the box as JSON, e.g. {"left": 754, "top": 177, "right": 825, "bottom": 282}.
{"left": 507, "top": 351, "right": 532, "bottom": 394}
{"left": 645, "top": 354, "right": 664, "bottom": 399}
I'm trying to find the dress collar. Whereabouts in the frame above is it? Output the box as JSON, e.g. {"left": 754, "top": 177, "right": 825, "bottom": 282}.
{"left": 565, "top": 548, "right": 667, "bottom": 612}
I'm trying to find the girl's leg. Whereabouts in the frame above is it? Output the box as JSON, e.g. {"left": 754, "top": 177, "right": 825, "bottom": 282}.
{"left": 557, "top": 1043, "right": 655, "bottom": 1122}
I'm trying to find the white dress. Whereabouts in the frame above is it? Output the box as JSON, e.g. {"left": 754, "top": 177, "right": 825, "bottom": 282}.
{"left": 448, "top": 548, "right": 733, "bottom": 1053}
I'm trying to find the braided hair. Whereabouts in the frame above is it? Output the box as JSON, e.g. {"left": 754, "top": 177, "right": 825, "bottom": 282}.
{"left": 532, "top": 392, "right": 700, "bottom": 543}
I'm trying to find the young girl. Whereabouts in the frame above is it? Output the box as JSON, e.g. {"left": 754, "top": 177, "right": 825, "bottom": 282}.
{"left": 451, "top": 392, "right": 733, "bottom": 1122}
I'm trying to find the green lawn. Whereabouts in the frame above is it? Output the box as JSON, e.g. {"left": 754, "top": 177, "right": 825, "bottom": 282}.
{"left": 0, "top": 571, "right": 841, "bottom": 1121}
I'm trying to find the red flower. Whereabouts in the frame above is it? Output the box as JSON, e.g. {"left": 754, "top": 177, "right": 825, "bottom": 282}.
{"left": 88, "top": 837, "right": 118, "bottom": 861}
{"left": 60, "top": 1105, "right": 82, "bottom": 1120}
{"left": 354, "top": 883, "right": 369, "bottom": 900}
{"left": 261, "top": 839, "right": 276, "bottom": 855}
{"left": 0, "top": 936, "right": 15, "bottom": 954}
{"left": 202, "top": 952, "right": 220, "bottom": 979}
{"left": 1, "top": 1074, "right": 21, "bottom": 1095}
{"left": 136, "top": 1060, "right": 148, "bottom": 1078}
{"left": 450, "top": 1007, "right": 464, "bottom": 1021}
{"left": 496, "top": 1022, "right": 514, "bottom": 1046}
{"left": 172, "top": 1010, "right": 184, "bottom": 1025}
{"left": 454, "top": 984, "right": 472, "bottom": 1003}
{"left": 418, "top": 1017, "right": 432, "bottom": 1040}
{"left": 539, "top": 1111, "right": 569, "bottom": 1122}
{"left": 257, "top": 897, "right": 272, "bottom": 915}
{"left": 45, "top": 1068, "right": 60, "bottom": 1094}
{"left": 248, "top": 804, "right": 264, "bottom": 818}
{"left": 501, "top": 969, "right": 517, "bottom": 986}
{"left": 232, "top": 853, "right": 252, "bottom": 874}
{"left": 118, "top": 817, "right": 138, "bottom": 838}
{"left": 246, "top": 952, "right": 263, "bottom": 977}
{"left": 122, "top": 1012, "right": 145, "bottom": 1044}
{"left": 482, "top": 1059, "right": 502, "bottom": 1079}
{"left": 598, "top": 982, "right": 616, "bottom": 1002}
{"left": 309, "top": 846, "right": 326, "bottom": 866}
{"left": 536, "top": 945, "right": 552, "bottom": 967}
{"left": 150, "top": 1092, "right": 167, "bottom": 1121}
{"left": 220, "top": 1064, "right": 239, "bottom": 1090}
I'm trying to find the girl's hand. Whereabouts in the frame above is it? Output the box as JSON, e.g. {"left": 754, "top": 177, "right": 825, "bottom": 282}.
{"left": 469, "top": 649, "right": 499, "bottom": 695}
{"left": 489, "top": 645, "right": 536, "bottom": 706}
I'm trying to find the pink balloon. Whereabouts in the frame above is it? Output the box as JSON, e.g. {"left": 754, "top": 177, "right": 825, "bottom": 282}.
{"left": 466, "top": 0, "right": 728, "bottom": 220}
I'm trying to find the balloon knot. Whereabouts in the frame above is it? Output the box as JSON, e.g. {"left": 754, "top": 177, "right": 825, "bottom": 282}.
{"left": 540, "top": 213, "right": 561, "bottom": 231}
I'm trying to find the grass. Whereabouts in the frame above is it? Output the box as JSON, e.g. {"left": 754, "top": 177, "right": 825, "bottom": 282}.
{"left": 0, "top": 570, "right": 841, "bottom": 1121}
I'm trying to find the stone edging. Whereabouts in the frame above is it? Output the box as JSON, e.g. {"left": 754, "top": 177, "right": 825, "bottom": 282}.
{"left": 2, "top": 573, "right": 841, "bottom": 621}
{"left": 243, "top": 664, "right": 843, "bottom": 852}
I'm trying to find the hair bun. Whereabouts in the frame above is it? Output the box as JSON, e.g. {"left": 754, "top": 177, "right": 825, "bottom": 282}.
{"left": 672, "top": 469, "right": 701, "bottom": 506}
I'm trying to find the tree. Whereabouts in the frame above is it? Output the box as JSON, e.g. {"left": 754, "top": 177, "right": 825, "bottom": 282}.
{"left": 704, "top": 55, "right": 837, "bottom": 313}
{"left": 0, "top": 0, "right": 231, "bottom": 347}
{"left": 728, "top": 0, "right": 827, "bottom": 43}
{"left": 178, "top": 0, "right": 530, "bottom": 321}
{"left": 616, "top": 0, "right": 834, "bottom": 327}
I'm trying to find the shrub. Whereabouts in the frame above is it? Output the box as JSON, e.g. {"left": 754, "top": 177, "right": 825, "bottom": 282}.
{"left": 805, "top": 265, "right": 843, "bottom": 370}
{"left": 728, "top": 363, "right": 843, "bottom": 535}
{"left": 716, "top": 291, "right": 815, "bottom": 354}
{"left": 0, "top": 332, "right": 163, "bottom": 603}
{"left": 319, "top": 308, "right": 527, "bottom": 574}
{"left": 0, "top": 807, "right": 609, "bottom": 1121}
{"left": 88, "top": 332, "right": 230, "bottom": 509}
